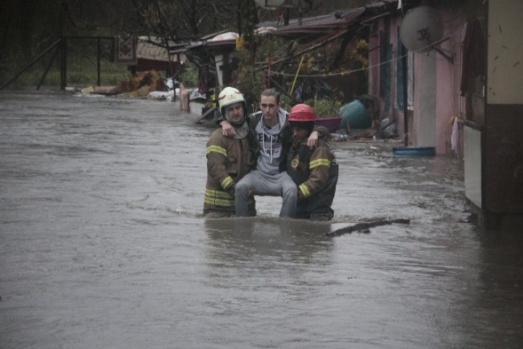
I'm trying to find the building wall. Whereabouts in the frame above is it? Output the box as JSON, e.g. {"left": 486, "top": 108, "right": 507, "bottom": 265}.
{"left": 484, "top": 0, "right": 523, "bottom": 215}
{"left": 369, "top": 6, "right": 468, "bottom": 155}
{"left": 368, "top": 17, "right": 407, "bottom": 140}
{"left": 390, "top": 18, "right": 404, "bottom": 137}
{"left": 487, "top": 1, "right": 523, "bottom": 104}
{"left": 435, "top": 9, "right": 466, "bottom": 155}
{"left": 414, "top": 51, "right": 437, "bottom": 147}
{"left": 413, "top": 8, "right": 468, "bottom": 154}
{"left": 368, "top": 28, "right": 380, "bottom": 109}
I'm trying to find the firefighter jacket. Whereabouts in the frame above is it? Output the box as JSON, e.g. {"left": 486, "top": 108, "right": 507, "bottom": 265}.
{"left": 204, "top": 129, "right": 256, "bottom": 216}
{"left": 286, "top": 137, "right": 339, "bottom": 219}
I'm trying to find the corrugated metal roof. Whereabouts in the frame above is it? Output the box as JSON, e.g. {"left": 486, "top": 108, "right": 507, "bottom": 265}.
{"left": 171, "top": 2, "right": 398, "bottom": 55}
{"left": 136, "top": 38, "right": 170, "bottom": 61}
{"left": 136, "top": 37, "right": 186, "bottom": 62}
{"left": 271, "top": 7, "right": 366, "bottom": 38}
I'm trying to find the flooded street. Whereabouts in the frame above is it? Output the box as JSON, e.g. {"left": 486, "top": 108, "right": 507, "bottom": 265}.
{"left": 1, "top": 90, "right": 522, "bottom": 348}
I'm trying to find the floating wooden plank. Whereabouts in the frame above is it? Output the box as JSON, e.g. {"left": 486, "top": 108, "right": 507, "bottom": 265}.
{"left": 326, "top": 219, "right": 410, "bottom": 237}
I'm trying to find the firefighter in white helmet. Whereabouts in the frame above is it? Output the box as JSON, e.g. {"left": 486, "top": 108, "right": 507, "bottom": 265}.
{"left": 203, "top": 87, "right": 256, "bottom": 217}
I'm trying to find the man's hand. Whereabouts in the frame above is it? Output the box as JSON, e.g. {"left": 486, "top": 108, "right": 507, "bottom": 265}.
{"left": 220, "top": 120, "right": 237, "bottom": 137}
{"left": 307, "top": 130, "right": 319, "bottom": 148}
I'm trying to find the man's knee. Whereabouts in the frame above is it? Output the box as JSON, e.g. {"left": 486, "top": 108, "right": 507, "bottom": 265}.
{"left": 282, "top": 184, "right": 297, "bottom": 198}
{"left": 235, "top": 180, "right": 249, "bottom": 195}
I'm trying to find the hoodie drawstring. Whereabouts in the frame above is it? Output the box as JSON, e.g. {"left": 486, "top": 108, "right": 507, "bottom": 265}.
{"left": 261, "top": 128, "right": 274, "bottom": 163}
{"left": 270, "top": 134, "right": 273, "bottom": 163}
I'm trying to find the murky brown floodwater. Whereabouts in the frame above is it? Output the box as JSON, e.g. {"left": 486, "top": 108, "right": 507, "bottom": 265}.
{"left": 1, "top": 90, "right": 522, "bottom": 348}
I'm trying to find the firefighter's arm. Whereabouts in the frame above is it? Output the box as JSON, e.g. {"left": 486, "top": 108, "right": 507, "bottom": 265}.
{"left": 298, "top": 147, "right": 332, "bottom": 199}
{"left": 206, "top": 133, "right": 234, "bottom": 191}
{"left": 307, "top": 125, "right": 330, "bottom": 148}
{"left": 219, "top": 120, "right": 236, "bottom": 137}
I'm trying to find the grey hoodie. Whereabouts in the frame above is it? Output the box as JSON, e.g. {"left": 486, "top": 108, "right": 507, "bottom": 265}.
{"left": 254, "top": 108, "right": 288, "bottom": 175}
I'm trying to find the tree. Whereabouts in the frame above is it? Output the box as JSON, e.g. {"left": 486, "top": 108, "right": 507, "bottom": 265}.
{"left": 124, "top": 0, "right": 240, "bottom": 41}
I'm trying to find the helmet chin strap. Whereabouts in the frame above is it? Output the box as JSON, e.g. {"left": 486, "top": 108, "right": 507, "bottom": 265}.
{"left": 229, "top": 118, "right": 246, "bottom": 127}
{"left": 224, "top": 104, "right": 247, "bottom": 127}
{"left": 231, "top": 122, "right": 249, "bottom": 139}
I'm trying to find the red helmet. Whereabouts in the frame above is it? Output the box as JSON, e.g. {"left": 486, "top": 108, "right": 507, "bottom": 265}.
{"left": 289, "top": 104, "right": 316, "bottom": 122}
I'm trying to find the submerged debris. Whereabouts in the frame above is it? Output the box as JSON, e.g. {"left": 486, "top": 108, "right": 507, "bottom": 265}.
{"left": 326, "top": 218, "right": 410, "bottom": 237}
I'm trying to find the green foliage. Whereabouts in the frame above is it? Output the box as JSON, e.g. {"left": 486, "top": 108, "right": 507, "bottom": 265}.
{"left": 279, "top": 94, "right": 294, "bottom": 112}
{"left": 234, "top": 49, "right": 263, "bottom": 113}
{"left": 231, "top": 34, "right": 357, "bottom": 115}
{"left": 234, "top": 36, "right": 291, "bottom": 112}
{"left": 127, "top": 0, "right": 236, "bottom": 39}
{"left": 304, "top": 98, "right": 341, "bottom": 118}
{"left": 179, "top": 61, "right": 199, "bottom": 87}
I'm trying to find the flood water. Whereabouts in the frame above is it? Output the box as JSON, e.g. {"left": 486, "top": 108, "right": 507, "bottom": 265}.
{"left": 1, "top": 90, "right": 522, "bottom": 348}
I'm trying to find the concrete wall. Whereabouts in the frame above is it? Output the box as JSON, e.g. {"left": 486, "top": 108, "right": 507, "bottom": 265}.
{"left": 413, "top": 52, "right": 437, "bottom": 148}
{"left": 487, "top": 1, "right": 523, "bottom": 104}
{"left": 368, "top": 17, "right": 406, "bottom": 141}
{"left": 483, "top": 0, "right": 523, "bottom": 219}
{"left": 435, "top": 9, "right": 466, "bottom": 155}
{"left": 368, "top": 28, "right": 380, "bottom": 111}
{"left": 369, "top": 8, "right": 467, "bottom": 155}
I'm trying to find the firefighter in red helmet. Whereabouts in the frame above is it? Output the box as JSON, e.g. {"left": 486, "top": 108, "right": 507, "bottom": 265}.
{"left": 286, "top": 104, "right": 339, "bottom": 221}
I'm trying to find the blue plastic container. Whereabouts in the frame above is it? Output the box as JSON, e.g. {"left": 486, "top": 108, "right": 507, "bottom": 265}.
{"left": 392, "top": 146, "right": 436, "bottom": 156}
{"left": 339, "top": 100, "right": 371, "bottom": 129}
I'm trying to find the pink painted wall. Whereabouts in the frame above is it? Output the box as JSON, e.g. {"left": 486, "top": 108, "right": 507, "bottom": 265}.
{"left": 368, "top": 8, "right": 467, "bottom": 155}
{"left": 434, "top": 10, "right": 466, "bottom": 155}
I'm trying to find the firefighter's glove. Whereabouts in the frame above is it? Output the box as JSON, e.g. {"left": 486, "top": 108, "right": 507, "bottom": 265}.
{"left": 227, "top": 183, "right": 236, "bottom": 196}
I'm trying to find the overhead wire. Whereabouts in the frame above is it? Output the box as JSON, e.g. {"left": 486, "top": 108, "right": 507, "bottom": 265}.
{"left": 265, "top": 17, "right": 468, "bottom": 79}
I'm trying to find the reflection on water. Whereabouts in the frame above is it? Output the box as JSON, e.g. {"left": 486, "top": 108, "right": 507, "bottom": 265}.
{"left": 205, "top": 217, "right": 333, "bottom": 267}
{"left": 1, "top": 91, "right": 522, "bottom": 349}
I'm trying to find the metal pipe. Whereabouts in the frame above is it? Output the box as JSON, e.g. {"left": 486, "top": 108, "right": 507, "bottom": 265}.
{"left": 290, "top": 55, "right": 305, "bottom": 96}
{"left": 0, "top": 39, "right": 61, "bottom": 90}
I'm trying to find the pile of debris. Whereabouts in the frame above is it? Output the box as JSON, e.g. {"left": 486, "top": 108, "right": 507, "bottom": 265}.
{"left": 79, "top": 70, "right": 170, "bottom": 98}
{"left": 115, "top": 70, "right": 169, "bottom": 96}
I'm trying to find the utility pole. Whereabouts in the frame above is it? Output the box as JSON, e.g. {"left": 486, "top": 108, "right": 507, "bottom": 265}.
{"left": 298, "top": 0, "right": 302, "bottom": 25}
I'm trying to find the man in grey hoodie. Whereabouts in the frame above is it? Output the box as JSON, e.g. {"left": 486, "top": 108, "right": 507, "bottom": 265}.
{"left": 220, "top": 88, "right": 319, "bottom": 217}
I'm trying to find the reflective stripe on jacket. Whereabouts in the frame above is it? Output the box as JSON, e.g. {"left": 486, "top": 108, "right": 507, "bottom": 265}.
{"left": 204, "top": 129, "right": 255, "bottom": 215}
{"left": 286, "top": 138, "right": 338, "bottom": 218}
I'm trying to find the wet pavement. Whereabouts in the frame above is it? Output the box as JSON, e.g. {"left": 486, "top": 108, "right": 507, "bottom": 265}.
{"left": 1, "top": 90, "right": 522, "bottom": 348}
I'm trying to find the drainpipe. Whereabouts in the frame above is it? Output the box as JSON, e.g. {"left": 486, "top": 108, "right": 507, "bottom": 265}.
{"left": 298, "top": 0, "right": 302, "bottom": 25}
{"left": 402, "top": 50, "right": 409, "bottom": 147}
{"left": 60, "top": 37, "right": 67, "bottom": 91}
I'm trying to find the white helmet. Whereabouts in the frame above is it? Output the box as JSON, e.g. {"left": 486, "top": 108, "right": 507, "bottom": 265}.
{"left": 218, "top": 87, "right": 247, "bottom": 122}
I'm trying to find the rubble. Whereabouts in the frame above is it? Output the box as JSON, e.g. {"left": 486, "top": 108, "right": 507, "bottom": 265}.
{"left": 74, "top": 70, "right": 175, "bottom": 100}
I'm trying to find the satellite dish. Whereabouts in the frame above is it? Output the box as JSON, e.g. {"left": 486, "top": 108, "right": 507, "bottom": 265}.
{"left": 400, "top": 6, "right": 444, "bottom": 52}
{"left": 254, "top": 0, "right": 285, "bottom": 9}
